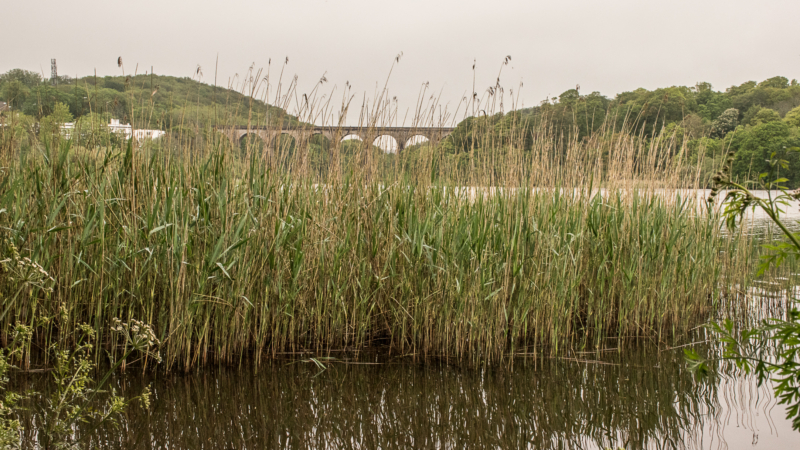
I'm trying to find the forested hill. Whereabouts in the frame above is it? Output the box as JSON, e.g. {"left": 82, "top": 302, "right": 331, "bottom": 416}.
{"left": 518, "top": 76, "right": 800, "bottom": 139}
{"left": 0, "top": 68, "right": 298, "bottom": 129}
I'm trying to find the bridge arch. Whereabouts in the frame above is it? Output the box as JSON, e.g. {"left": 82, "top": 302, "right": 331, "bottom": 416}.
{"left": 338, "top": 134, "right": 367, "bottom": 156}
{"left": 273, "top": 133, "right": 297, "bottom": 160}
{"left": 309, "top": 132, "right": 333, "bottom": 149}
{"left": 373, "top": 135, "right": 400, "bottom": 153}
{"left": 404, "top": 135, "right": 431, "bottom": 149}
{"left": 238, "top": 133, "right": 267, "bottom": 158}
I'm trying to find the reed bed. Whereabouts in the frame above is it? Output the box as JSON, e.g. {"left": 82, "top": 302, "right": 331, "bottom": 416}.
{"left": 0, "top": 71, "right": 778, "bottom": 369}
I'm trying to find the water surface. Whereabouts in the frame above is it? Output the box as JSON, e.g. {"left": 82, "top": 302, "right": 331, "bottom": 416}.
{"left": 16, "top": 344, "right": 800, "bottom": 449}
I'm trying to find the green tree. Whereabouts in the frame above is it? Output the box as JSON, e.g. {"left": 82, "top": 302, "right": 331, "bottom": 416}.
{"left": 711, "top": 108, "right": 739, "bottom": 138}
{"left": 102, "top": 76, "right": 125, "bottom": 92}
{"left": 751, "top": 108, "right": 781, "bottom": 126}
{"left": 0, "top": 111, "right": 36, "bottom": 154}
{"left": 0, "top": 69, "right": 42, "bottom": 88}
{"left": 441, "top": 114, "right": 503, "bottom": 154}
{"left": 1, "top": 81, "right": 29, "bottom": 110}
{"left": 695, "top": 82, "right": 732, "bottom": 121}
{"left": 614, "top": 86, "right": 697, "bottom": 136}
{"left": 742, "top": 105, "right": 764, "bottom": 126}
{"left": 22, "top": 85, "right": 73, "bottom": 118}
{"left": 726, "top": 77, "right": 800, "bottom": 120}
{"left": 758, "top": 76, "right": 790, "bottom": 89}
{"left": 730, "top": 120, "right": 800, "bottom": 187}
{"left": 784, "top": 105, "right": 800, "bottom": 128}
{"left": 39, "top": 102, "right": 74, "bottom": 140}
{"left": 66, "top": 85, "right": 89, "bottom": 118}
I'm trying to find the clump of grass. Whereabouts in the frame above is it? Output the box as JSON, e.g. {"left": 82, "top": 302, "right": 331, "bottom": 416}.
{"left": 0, "top": 63, "right": 784, "bottom": 370}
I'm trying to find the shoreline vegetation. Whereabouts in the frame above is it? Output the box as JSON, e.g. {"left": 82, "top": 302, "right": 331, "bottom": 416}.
{"left": 0, "top": 64, "right": 798, "bottom": 372}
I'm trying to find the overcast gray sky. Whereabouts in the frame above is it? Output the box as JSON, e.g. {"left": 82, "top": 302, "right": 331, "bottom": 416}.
{"left": 4, "top": 0, "right": 799, "bottom": 125}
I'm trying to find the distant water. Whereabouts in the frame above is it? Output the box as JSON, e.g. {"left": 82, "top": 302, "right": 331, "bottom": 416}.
{"left": 430, "top": 187, "right": 800, "bottom": 223}
{"left": 705, "top": 189, "right": 800, "bottom": 224}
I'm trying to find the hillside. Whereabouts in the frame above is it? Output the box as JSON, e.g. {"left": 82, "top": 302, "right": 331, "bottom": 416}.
{"left": 0, "top": 68, "right": 298, "bottom": 129}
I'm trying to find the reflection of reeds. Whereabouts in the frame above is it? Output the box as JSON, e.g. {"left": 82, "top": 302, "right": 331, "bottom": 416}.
{"left": 0, "top": 61, "right": 794, "bottom": 371}
{"left": 13, "top": 345, "right": 786, "bottom": 449}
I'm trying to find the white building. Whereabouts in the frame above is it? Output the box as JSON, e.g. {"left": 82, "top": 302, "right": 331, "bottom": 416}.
{"left": 108, "top": 119, "right": 166, "bottom": 141}
{"left": 61, "top": 122, "right": 74, "bottom": 138}
{"left": 60, "top": 119, "right": 166, "bottom": 141}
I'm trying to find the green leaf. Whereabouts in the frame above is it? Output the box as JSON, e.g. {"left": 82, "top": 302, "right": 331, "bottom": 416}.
{"left": 149, "top": 224, "right": 172, "bottom": 236}
{"left": 215, "top": 262, "right": 232, "bottom": 280}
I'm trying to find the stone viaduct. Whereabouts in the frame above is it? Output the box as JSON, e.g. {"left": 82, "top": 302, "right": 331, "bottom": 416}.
{"left": 224, "top": 125, "right": 456, "bottom": 152}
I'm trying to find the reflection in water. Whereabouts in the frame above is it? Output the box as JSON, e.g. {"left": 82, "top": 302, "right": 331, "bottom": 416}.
{"left": 15, "top": 346, "right": 800, "bottom": 449}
